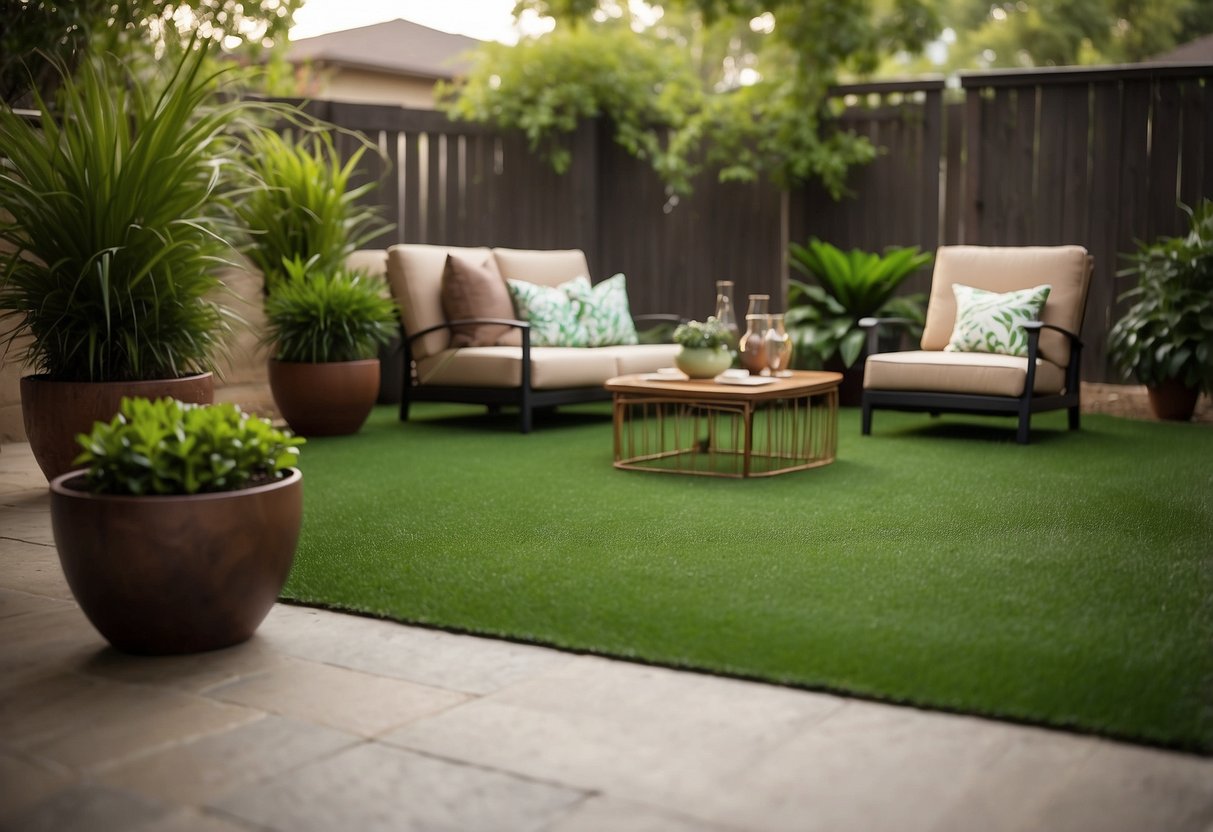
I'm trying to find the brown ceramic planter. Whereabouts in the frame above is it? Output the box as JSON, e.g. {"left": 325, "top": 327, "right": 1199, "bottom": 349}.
{"left": 1147, "top": 378, "right": 1200, "bottom": 421}
{"left": 49, "top": 468, "right": 302, "bottom": 655}
{"left": 21, "top": 373, "right": 214, "bottom": 481}
{"left": 268, "top": 358, "right": 380, "bottom": 436}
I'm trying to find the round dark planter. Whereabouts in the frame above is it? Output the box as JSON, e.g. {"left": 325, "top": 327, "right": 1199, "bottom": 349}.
{"left": 268, "top": 358, "right": 380, "bottom": 436}
{"left": 21, "top": 373, "right": 214, "bottom": 482}
{"left": 1147, "top": 379, "right": 1200, "bottom": 421}
{"left": 49, "top": 468, "right": 303, "bottom": 655}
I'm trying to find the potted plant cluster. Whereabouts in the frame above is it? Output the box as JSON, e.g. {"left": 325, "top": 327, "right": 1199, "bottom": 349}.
{"left": 1109, "top": 199, "right": 1213, "bottom": 421}
{"left": 262, "top": 257, "right": 399, "bottom": 435}
{"left": 0, "top": 42, "right": 277, "bottom": 480}
{"left": 50, "top": 397, "right": 304, "bottom": 654}
{"left": 234, "top": 129, "right": 397, "bottom": 433}
{"left": 785, "top": 237, "right": 932, "bottom": 403}
{"left": 673, "top": 317, "right": 734, "bottom": 378}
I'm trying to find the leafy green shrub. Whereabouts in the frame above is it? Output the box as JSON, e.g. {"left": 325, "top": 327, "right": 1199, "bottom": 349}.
{"left": 1109, "top": 199, "right": 1213, "bottom": 393}
{"left": 263, "top": 260, "right": 399, "bottom": 363}
{"left": 0, "top": 41, "right": 268, "bottom": 382}
{"left": 673, "top": 317, "right": 732, "bottom": 349}
{"left": 235, "top": 130, "right": 388, "bottom": 292}
{"left": 786, "top": 239, "right": 931, "bottom": 368}
{"left": 74, "top": 397, "right": 303, "bottom": 495}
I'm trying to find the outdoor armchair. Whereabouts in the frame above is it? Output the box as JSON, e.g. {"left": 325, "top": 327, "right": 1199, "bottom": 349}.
{"left": 860, "top": 245, "right": 1093, "bottom": 445}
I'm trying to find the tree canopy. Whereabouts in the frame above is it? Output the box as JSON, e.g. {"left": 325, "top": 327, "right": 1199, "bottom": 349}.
{"left": 0, "top": 0, "right": 302, "bottom": 105}
{"left": 443, "top": 1, "right": 938, "bottom": 197}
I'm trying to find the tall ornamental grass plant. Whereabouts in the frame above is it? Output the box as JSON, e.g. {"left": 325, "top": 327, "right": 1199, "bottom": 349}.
{"left": 0, "top": 42, "right": 271, "bottom": 382}
{"left": 235, "top": 130, "right": 388, "bottom": 292}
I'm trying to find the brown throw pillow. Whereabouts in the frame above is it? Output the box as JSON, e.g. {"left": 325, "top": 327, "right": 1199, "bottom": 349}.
{"left": 441, "top": 253, "right": 523, "bottom": 348}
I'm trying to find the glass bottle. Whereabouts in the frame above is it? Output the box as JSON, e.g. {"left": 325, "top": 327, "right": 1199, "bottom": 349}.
{"left": 746, "top": 293, "right": 770, "bottom": 320}
{"left": 765, "top": 313, "right": 793, "bottom": 377}
{"left": 739, "top": 313, "right": 769, "bottom": 375}
{"left": 713, "top": 280, "right": 739, "bottom": 347}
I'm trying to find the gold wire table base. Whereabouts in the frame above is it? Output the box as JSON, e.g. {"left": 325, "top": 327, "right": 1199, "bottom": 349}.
{"left": 606, "top": 372, "right": 841, "bottom": 478}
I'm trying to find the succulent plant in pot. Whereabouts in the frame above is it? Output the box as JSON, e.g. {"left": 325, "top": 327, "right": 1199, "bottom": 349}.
{"left": 673, "top": 317, "right": 734, "bottom": 378}
{"left": 50, "top": 397, "right": 305, "bottom": 654}
{"left": 0, "top": 42, "right": 277, "bottom": 479}
{"left": 1108, "top": 199, "right": 1213, "bottom": 421}
{"left": 263, "top": 257, "right": 399, "bottom": 435}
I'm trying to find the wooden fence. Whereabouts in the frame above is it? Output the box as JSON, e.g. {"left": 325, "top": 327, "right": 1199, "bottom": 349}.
{"left": 311, "top": 62, "right": 1213, "bottom": 382}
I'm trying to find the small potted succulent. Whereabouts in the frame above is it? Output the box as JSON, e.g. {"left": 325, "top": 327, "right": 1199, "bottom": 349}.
{"left": 49, "top": 397, "right": 305, "bottom": 654}
{"left": 263, "top": 257, "right": 399, "bottom": 436}
{"left": 673, "top": 317, "right": 734, "bottom": 378}
{"left": 1108, "top": 199, "right": 1213, "bottom": 421}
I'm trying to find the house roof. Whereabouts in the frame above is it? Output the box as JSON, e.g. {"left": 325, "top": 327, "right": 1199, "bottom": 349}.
{"left": 287, "top": 18, "right": 480, "bottom": 80}
{"left": 1148, "top": 33, "right": 1213, "bottom": 64}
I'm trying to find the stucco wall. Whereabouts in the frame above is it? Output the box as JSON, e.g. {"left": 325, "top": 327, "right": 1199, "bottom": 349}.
{"left": 311, "top": 67, "right": 439, "bottom": 109}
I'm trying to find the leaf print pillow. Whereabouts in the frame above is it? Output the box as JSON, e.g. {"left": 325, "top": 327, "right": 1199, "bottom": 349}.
{"left": 506, "top": 276, "right": 591, "bottom": 347}
{"left": 945, "top": 283, "right": 1052, "bottom": 357}
{"left": 567, "top": 273, "right": 639, "bottom": 347}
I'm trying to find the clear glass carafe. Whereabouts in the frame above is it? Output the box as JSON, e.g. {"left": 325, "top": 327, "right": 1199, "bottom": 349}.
{"left": 746, "top": 294, "right": 770, "bottom": 319}
{"left": 739, "top": 313, "right": 769, "bottom": 375}
{"left": 714, "top": 280, "right": 738, "bottom": 346}
{"left": 765, "top": 313, "right": 793, "bottom": 377}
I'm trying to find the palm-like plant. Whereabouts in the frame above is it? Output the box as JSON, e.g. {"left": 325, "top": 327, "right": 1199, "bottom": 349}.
{"left": 235, "top": 130, "right": 389, "bottom": 293}
{"left": 786, "top": 238, "right": 932, "bottom": 368}
{"left": 0, "top": 42, "right": 264, "bottom": 382}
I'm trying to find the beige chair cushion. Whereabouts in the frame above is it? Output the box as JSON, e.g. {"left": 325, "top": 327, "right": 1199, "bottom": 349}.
{"left": 387, "top": 245, "right": 491, "bottom": 360}
{"left": 416, "top": 344, "right": 679, "bottom": 390}
{"left": 921, "top": 245, "right": 1091, "bottom": 367}
{"left": 864, "top": 351, "right": 1065, "bottom": 397}
{"left": 492, "top": 248, "right": 591, "bottom": 288}
{"left": 345, "top": 249, "right": 388, "bottom": 278}
{"left": 441, "top": 253, "right": 523, "bottom": 348}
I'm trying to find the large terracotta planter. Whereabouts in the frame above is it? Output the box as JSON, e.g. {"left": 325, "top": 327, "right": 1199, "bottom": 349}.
{"left": 21, "top": 373, "right": 214, "bottom": 481}
{"left": 268, "top": 358, "right": 380, "bottom": 436}
{"left": 1147, "top": 379, "right": 1200, "bottom": 421}
{"left": 49, "top": 468, "right": 302, "bottom": 655}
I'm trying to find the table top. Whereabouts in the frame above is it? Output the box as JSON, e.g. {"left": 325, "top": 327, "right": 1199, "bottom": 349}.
{"left": 605, "top": 370, "right": 843, "bottom": 402}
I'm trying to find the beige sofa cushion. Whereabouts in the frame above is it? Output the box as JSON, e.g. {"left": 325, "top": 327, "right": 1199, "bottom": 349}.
{"left": 416, "top": 344, "right": 680, "bottom": 390}
{"left": 864, "top": 350, "right": 1065, "bottom": 397}
{"left": 387, "top": 245, "right": 492, "bottom": 359}
{"left": 418, "top": 347, "right": 619, "bottom": 389}
{"left": 597, "top": 343, "right": 680, "bottom": 375}
{"left": 921, "top": 245, "right": 1091, "bottom": 367}
{"left": 492, "top": 248, "right": 591, "bottom": 288}
{"left": 442, "top": 253, "right": 523, "bottom": 348}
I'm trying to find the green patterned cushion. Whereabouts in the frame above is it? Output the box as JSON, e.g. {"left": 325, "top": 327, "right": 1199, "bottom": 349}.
{"left": 569, "top": 273, "right": 639, "bottom": 347}
{"left": 506, "top": 276, "right": 591, "bottom": 347}
{"left": 945, "top": 283, "right": 1052, "bottom": 357}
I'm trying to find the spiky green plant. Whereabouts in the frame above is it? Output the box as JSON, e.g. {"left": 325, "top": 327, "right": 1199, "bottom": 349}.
{"left": 0, "top": 41, "right": 271, "bottom": 382}
{"left": 263, "top": 258, "right": 398, "bottom": 363}
{"left": 786, "top": 238, "right": 932, "bottom": 368}
{"left": 235, "top": 129, "right": 389, "bottom": 293}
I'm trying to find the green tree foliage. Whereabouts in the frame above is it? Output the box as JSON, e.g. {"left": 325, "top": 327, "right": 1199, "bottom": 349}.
{"left": 0, "top": 0, "right": 302, "bottom": 104}
{"left": 444, "top": 0, "right": 937, "bottom": 196}
{"left": 920, "top": 0, "right": 1213, "bottom": 71}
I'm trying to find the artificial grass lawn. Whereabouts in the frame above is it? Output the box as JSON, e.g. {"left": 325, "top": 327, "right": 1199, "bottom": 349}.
{"left": 285, "top": 403, "right": 1213, "bottom": 753}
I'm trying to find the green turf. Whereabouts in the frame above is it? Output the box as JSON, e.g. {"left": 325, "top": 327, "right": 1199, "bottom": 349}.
{"left": 284, "top": 403, "right": 1213, "bottom": 752}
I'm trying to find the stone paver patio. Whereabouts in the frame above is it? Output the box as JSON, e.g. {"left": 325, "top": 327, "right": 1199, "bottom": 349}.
{"left": 2, "top": 439, "right": 1212, "bottom": 832}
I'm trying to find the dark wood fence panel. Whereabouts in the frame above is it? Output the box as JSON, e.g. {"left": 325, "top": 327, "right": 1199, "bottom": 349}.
{"left": 305, "top": 63, "right": 1209, "bottom": 383}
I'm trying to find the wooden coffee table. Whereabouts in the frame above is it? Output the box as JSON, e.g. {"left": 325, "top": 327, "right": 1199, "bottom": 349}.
{"left": 604, "top": 370, "right": 843, "bottom": 477}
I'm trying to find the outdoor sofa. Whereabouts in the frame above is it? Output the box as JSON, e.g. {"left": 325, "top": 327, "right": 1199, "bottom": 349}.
{"left": 350, "top": 245, "right": 680, "bottom": 432}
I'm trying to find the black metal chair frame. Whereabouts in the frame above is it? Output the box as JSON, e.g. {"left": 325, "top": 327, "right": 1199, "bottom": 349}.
{"left": 858, "top": 317, "right": 1084, "bottom": 445}
{"left": 399, "top": 313, "right": 682, "bottom": 433}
